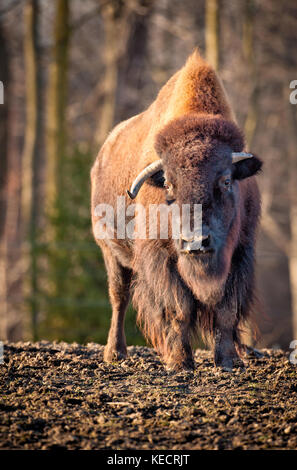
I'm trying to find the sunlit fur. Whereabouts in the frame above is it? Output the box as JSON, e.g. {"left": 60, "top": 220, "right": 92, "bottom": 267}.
{"left": 91, "top": 50, "right": 262, "bottom": 369}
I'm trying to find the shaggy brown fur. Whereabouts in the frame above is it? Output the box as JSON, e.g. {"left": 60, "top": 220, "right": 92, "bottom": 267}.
{"left": 91, "top": 50, "right": 262, "bottom": 371}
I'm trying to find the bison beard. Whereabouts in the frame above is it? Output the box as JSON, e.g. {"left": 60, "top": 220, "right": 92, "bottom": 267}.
{"left": 132, "top": 240, "right": 197, "bottom": 370}
{"left": 132, "top": 235, "right": 256, "bottom": 370}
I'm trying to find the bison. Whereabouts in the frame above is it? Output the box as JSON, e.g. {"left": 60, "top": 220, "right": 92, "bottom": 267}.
{"left": 91, "top": 51, "right": 262, "bottom": 371}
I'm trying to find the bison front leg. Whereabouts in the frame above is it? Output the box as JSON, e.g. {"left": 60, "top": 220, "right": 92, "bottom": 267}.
{"left": 163, "top": 319, "right": 195, "bottom": 372}
{"left": 214, "top": 300, "right": 244, "bottom": 372}
{"left": 101, "top": 244, "right": 132, "bottom": 362}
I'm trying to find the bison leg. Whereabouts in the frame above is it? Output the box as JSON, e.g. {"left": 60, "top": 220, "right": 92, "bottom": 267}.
{"left": 163, "top": 320, "right": 195, "bottom": 371}
{"left": 214, "top": 300, "right": 244, "bottom": 372}
{"left": 101, "top": 244, "right": 132, "bottom": 362}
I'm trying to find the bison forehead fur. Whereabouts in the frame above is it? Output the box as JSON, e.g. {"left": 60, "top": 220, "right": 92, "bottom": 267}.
{"left": 155, "top": 114, "right": 245, "bottom": 158}
{"left": 91, "top": 50, "right": 262, "bottom": 372}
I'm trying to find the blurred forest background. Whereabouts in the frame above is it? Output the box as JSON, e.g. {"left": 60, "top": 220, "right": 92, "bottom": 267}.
{"left": 0, "top": 0, "right": 297, "bottom": 349}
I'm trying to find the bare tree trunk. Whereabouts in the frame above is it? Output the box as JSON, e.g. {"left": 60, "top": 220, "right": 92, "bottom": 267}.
{"left": 0, "top": 22, "right": 23, "bottom": 342}
{"left": 22, "top": 0, "right": 43, "bottom": 340}
{"left": 0, "top": 23, "right": 10, "bottom": 340}
{"left": 116, "top": 0, "right": 154, "bottom": 123}
{"left": 243, "top": 0, "right": 258, "bottom": 148}
{"left": 205, "top": 0, "right": 220, "bottom": 71}
{"left": 94, "top": 0, "right": 131, "bottom": 147}
{"left": 289, "top": 202, "right": 297, "bottom": 341}
{"left": 1, "top": 91, "right": 23, "bottom": 341}
{"left": 47, "top": 0, "right": 70, "bottom": 209}
{"left": 261, "top": 89, "right": 297, "bottom": 343}
{"left": 286, "top": 98, "right": 297, "bottom": 341}
{"left": 0, "top": 26, "right": 9, "bottom": 239}
{"left": 241, "top": 0, "right": 259, "bottom": 346}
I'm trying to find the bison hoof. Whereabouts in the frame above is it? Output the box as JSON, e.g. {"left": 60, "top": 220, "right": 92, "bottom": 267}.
{"left": 104, "top": 345, "right": 127, "bottom": 363}
{"left": 214, "top": 353, "right": 245, "bottom": 372}
{"left": 166, "top": 358, "right": 195, "bottom": 372}
{"left": 245, "top": 345, "right": 264, "bottom": 359}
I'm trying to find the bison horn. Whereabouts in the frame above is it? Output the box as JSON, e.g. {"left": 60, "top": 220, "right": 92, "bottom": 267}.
{"left": 127, "top": 160, "right": 163, "bottom": 199}
{"left": 232, "top": 152, "right": 254, "bottom": 163}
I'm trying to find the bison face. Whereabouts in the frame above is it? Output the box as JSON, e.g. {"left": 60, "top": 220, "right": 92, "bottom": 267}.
{"left": 157, "top": 116, "right": 261, "bottom": 278}
{"left": 127, "top": 115, "right": 262, "bottom": 302}
{"left": 156, "top": 116, "right": 262, "bottom": 303}
{"left": 126, "top": 115, "right": 262, "bottom": 298}
{"left": 163, "top": 141, "right": 261, "bottom": 269}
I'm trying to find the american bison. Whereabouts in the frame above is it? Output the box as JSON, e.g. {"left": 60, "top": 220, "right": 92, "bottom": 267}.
{"left": 91, "top": 51, "right": 262, "bottom": 371}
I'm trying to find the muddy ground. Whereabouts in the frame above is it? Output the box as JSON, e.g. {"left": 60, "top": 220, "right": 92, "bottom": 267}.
{"left": 0, "top": 342, "right": 296, "bottom": 450}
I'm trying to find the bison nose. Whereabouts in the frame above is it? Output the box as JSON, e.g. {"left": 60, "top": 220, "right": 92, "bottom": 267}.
{"left": 201, "top": 233, "right": 211, "bottom": 248}
{"left": 179, "top": 233, "right": 213, "bottom": 254}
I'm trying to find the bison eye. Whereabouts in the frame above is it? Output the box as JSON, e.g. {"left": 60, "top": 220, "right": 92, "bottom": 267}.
{"left": 164, "top": 181, "right": 172, "bottom": 190}
{"left": 164, "top": 181, "right": 174, "bottom": 194}
{"left": 218, "top": 174, "right": 232, "bottom": 191}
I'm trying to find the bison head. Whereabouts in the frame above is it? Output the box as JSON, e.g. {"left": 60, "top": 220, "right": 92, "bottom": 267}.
{"left": 127, "top": 115, "right": 262, "bottom": 303}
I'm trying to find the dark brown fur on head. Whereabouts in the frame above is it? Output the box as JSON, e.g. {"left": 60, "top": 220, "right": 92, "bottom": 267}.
{"left": 155, "top": 114, "right": 245, "bottom": 161}
{"left": 154, "top": 113, "right": 249, "bottom": 210}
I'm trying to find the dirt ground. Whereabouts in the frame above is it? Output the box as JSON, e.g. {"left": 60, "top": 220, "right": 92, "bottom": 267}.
{"left": 0, "top": 341, "right": 296, "bottom": 450}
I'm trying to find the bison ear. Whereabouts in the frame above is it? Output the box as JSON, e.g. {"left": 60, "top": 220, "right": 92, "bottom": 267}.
{"left": 232, "top": 155, "right": 263, "bottom": 180}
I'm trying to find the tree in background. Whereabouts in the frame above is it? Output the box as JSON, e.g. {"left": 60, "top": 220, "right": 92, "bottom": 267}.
{"left": 42, "top": 0, "right": 71, "bottom": 339}
{"left": 282, "top": 3, "right": 297, "bottom": 341}
{"left": 0, "top": 3, "right": 24, "bottom": 342}
{"left": 242, "top": 0, "right": 258, "bottom": 345}
{"left": 286, "top": 94, "right": 297, "bottom": 340}
{"left": 243, "top": 0, "right": 258, "bottom": 147}
{"left": 22, "top": 0, "right": 43, "bottom": 340}
{"left": 205, "top": 0, "right": 220, "bottom": 71}
{"left": 47, "top": 0, "right": 70, "bottom": 209}
{"left": 0, "top": 25, "right": 9, "bottom": 240}
{"left": 0, "top": 20, "right": 10, "bottom": 339}
{"left": 116, "top": 0, "right": 155, "bottom": 122}
{"left": 94, "top": 0, "right": 131, "bottom": 147}
{"left": 38, "top": 146, "right": 118, "bottom": 344}
{"left": 39, "top": 0, "right": 146, "bottom": 345}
